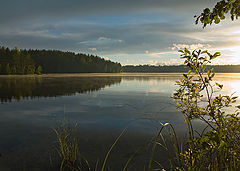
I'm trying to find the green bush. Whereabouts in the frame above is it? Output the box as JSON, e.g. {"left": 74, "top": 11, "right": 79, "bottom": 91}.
{"left": 172, "top": 49, "right": 240, "bottom": 170}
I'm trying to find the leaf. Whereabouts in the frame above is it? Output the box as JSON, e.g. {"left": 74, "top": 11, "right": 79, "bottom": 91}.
{"left": 210, "top": 52, "right": 221, "bottom": 59}
{"left": 183, "top": 74, "right": 188, "bottom": 79}
{"left": 214, "top": 16, "right": 220, "bottom": 24}
{"left": 216, "top": 82, "right": 223, "bottom": 89}
{"left": 207, "top": 70, "right": 211, "bottom": 76}
{"left": 184, "top": 118, "right": 190, "bottom": 123}
{"left": 175, "top": 81, "right": 180, "bottom": 84}
{"left": 184, "top": 48, "right": 190, "bottom": 55}
{"left": 201, "top": 50, "right": 208, "bottom": 54}
{"left": 176, "top": 102, "right": 182, "bottom": 106}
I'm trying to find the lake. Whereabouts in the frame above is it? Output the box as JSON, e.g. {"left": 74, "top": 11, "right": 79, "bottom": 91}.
{"left": 0, "top": 73, "right": 239, "bottom": 170}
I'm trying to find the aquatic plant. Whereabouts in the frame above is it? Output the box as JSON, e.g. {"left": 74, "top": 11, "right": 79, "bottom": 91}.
{"left": 54, "top": 122, "right": 126, "bottom": 171}
{"left": 53, "top": 123, "right": 81, "bottom": 171}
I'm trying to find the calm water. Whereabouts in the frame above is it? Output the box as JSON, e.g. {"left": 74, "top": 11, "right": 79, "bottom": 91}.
{"left": 0, "top": 74, "right": 239, "bottom": 170}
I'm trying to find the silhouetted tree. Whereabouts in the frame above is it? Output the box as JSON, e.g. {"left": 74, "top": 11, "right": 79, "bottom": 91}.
{"left": 0, "top": 46, "right": 122, "bottom": 74}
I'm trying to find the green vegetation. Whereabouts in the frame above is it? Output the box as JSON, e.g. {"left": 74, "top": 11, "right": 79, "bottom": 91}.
{"left": 196, "top": 0, "right": 240, "bottom": 27}
{"left": 123, "top": 64, "right": 240, "bottom": 73}
{"left": 53, "top": 123, "right": 83, "bottom": 171}
{"left": 167, "top": 1, "right": 240, "bottom": 169}
{"left": 27, "top": 49, "right": 122, "bottom": 73}
{"left": 172, "top": 49, "right": 240, "bottom": 170}
{"left": 0, "top": 46, "right": 122, "bottom": 75}
{"left": 54, "top": 122, "right": 126, "bottom": 171}
{"left": 0, "top": 47, "right": 41, "bottom": 75}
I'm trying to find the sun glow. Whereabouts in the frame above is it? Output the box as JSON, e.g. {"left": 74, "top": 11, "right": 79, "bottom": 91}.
{"left": 220, "top": 77, "right": 240, "bottom": 97}
{"left": 212, "top": 45, "right": 240, "bottom": 65}
{"left": 228, "top": 80, "right": 240, "bottom": 97}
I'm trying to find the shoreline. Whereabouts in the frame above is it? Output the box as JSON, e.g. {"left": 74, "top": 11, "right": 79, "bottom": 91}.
{"left": 0, "top": 72, "right": 240, "bottom": 78}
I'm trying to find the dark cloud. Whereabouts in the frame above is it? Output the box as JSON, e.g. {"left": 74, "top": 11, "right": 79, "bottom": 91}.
{"left": 2, "top": 0, "right": 236, "bottom": 65}
{"left": 0, "top": 0, "right": 217, "bottom": 24}
{"left": 0, "top": 20, "right": 197, "bottom": 54}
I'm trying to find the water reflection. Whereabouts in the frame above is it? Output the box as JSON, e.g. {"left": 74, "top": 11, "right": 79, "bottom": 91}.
{"left": 0, "top": 74, "right": 239, "bottom": 170}
{"left": 0, "top": 76, "right": 122, "bottom": 102}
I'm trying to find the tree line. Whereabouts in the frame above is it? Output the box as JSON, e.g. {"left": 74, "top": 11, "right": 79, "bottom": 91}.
{"left": 1, "top": 46, "right": 240, "bottom": 74}
{"left": 0, "top": 47, "right": 42, "bottom": 75}
{"left": 123, "top": 65, "right": 240, "bottom": 73}
{"left": 27, "top": 49, "right": 122, "bottom": 73}
{"left": 0, "top": 46, "right": 122, "bottom": 74}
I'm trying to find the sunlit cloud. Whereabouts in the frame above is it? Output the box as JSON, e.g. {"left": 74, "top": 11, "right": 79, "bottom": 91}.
{"left": 88, "top": 48, "right": 97, "bottom": 51}
{"left": 98, "top": 37, "right": 108, "bottom": 41}
{"left": 172, "top": 43, "right": 211, "bottom": 51}
{"left": 103, "top": 56, "right": 109, "bottom": 60}
{"left": 148, "top": 60, "right": 159, "bottom": 65}
{"left": 147, "top": 50, "right": 178, "bottom": 58}
{"left": 158, "top": 58, "right": 183, "bottom": 66}
{"left": 212, "top": 46, "right": 240, "bottom": 65}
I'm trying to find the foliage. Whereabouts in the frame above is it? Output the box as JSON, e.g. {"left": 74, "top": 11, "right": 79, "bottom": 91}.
{"left": 5, "top": 63, "right": 11, "bottom": 75}
{"left": 36, "top": 65, "right": 42, "bottom": 75}
{"left": 54, "top": 122, "right": 126, "bottom": 171}
{"left": 0, "top": 47, "right": 37, "bottom": 75}
{"left": 53, "top": 123, "right": 81, "bottom": 171}
{"left": 148, "top": 122, "right": 184, "bottom": 171}
{"left": 173, "top": 48, "right": 240, "bottom": 170}
{"left": 0, "top": 46, "right": 122, "bottom": 75}
{"left": 27, "top": 49, "right": 122, "bottom": 73}
{"left": 196, "top": 0, "right": 240, "bottom": 27}
{"left": 53, "top": 123, "right": 98, "bottom": 171}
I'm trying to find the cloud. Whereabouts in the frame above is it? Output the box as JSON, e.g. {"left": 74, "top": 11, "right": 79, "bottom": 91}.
{"left": 1, "top": 0, "right": 240, "bottom": 65}
{"left": 103, "top": 56, "right": 109, "bottom": 60}
{"left": 148, "top": 60, "right": 159, "bottom": 65}
{"left": 88, "top": 48, "right": 97, "bottom": 51}
{"left": 117, "top": 39, "right": 123, "bottom": 43}
{"left": 158, "top": 58, "right": 183, "bottom": 66}
{"left": 148, "top": 51, "right": 178, "bottom": 58}
{"left": 172, "top": 43, "right": 211, "bottom": 50}
{"left": 0, "top": 0, "right": 217, "bottom": 25}
{"left": 98, "top": 37, "right": 108, "bottom": 41}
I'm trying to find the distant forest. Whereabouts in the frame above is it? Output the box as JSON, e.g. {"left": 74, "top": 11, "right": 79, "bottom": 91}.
{"left": 1, "top": 46, "right": 240, "bottom": 74}
{"left": 123, "top": 65, "right": 240, "bottom": 73}
{"left": 0, "top": 46, "right": 122, "bottom": 74}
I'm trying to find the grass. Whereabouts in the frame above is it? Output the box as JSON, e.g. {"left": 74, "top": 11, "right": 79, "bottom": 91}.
{"left": 53, "top": 123, "right": 80, "bottom": 171}
{"left": 53, "top": 119, "right": 240, "bottom": 170}
{"left": 53, "top": 120, "right": 185, "bottom": 171}
{"left": 53, "top": 122, "right": 128, "bottom": 171}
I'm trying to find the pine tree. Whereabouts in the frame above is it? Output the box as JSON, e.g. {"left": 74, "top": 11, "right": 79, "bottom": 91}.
{"left": 5, "top": 63, "right": 11, "bottom": 75}
{"left": 36, "top": 66, "right": 42, "bottom": 75}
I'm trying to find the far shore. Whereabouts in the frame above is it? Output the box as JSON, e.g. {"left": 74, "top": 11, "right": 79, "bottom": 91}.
{"left": 0, "top": 72, "right": 240, "bottom": 78}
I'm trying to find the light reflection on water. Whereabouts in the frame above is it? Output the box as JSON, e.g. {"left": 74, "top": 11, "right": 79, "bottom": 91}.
{"left": 0, "top": 74, "right": 239, "bottom": 170}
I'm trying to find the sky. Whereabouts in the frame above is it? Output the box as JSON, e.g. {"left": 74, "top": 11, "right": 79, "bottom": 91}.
{"left": 1, "top": 0, "right": 240, "bottom": 65}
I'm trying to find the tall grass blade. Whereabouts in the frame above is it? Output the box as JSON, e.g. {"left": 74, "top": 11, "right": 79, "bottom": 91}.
{"left": 101, "top": 127, "right": 127, "bottom": 171}
{"left": 148, "top": 122, "right": 169, "bottom": 171}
